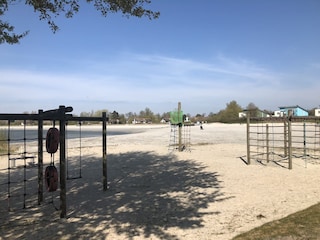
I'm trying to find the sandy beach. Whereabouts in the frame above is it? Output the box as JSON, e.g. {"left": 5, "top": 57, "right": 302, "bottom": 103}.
{"left": 1, "top": 123, "right": 320, "bottom": 239}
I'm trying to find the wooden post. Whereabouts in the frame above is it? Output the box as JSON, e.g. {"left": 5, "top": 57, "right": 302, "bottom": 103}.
{"left": 102, "top": 112, "right": 107, "bottom": 191}
{"left": 284, "top": 120, "right": 288, "bottom": 157}
{"left": 303, "top": 122, "right": 306, "bottom": 156}
{"left": 288, "top": 119, "right": 292, "bottom": 170}
{"left": 266, "top": 124, "right": 269, "bottom": 163}
{"left": 59, "top": 106, "right": 67, "bottom": 218}
{"left": 38, "top": 109, "right": 43, "bottom": 205}
{"left": 178, "top": 102, "right": 182, "bottom": 152}
{"left": 246, "top": 111, "right": 251, "bottom": 165}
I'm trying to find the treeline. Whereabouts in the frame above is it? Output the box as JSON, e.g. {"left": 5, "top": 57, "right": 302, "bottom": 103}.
{"left": 0, "top": 100, "right": 270, "bottom": 125}
{"left": 78, "top": 108, "right": 169, "bottom": 124}
{"left": 78, "top": 100, "right": 246, "bottom": 124}
{"left": 2, "top": 100, "right": 319, "bottom": 126}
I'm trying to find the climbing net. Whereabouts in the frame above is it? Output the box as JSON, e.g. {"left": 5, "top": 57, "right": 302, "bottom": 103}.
{"left": 0, "top": 120, "right": 39, "bottom": 211}
{"left": 168, "top": 123, "right": 191, "bottom": 152}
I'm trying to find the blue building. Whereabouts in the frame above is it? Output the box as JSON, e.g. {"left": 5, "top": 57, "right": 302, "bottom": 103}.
{"left": 278, "top": 105, "right": 309, "bottom": 117}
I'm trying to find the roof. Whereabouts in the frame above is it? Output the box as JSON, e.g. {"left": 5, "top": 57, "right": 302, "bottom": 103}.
{"left": 278, "top": 105, "right": 309, "bottom": 112}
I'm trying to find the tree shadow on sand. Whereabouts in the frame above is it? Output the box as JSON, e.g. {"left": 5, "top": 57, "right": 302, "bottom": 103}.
{"left": 1, "top": 151, "right": 233, "bottom": 239}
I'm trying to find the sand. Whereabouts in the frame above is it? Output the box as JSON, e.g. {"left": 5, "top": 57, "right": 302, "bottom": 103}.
{"left": 0, "top": 123, "right": 320, "bottom": 240}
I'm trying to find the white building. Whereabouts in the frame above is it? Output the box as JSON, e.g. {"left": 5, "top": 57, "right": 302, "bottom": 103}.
{"left": 238, "top": 112, "right": 246, "bottom": 118}
{"left": 274, "top": 110, "right": 284, "bottom": 117}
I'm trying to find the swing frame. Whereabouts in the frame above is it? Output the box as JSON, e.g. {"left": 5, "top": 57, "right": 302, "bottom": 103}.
{"left": 0, "top": 105, "right": 108, "bottom": 218}
{"left": 66, "top": 120, "right": 83, "bottom": 180}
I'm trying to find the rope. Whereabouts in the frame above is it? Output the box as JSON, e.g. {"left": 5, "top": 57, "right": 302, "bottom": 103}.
{"left": 66, "top": 121, "right": 82, "bottom": 180}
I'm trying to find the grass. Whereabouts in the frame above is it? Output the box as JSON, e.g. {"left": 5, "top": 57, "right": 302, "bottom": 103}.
{"left": 233, "top": 202, "right": 320, "bottom": 240}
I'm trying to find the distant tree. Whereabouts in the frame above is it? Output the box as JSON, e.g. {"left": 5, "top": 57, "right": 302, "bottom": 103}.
{"left": 218, "top": 100, "right": 243, "bottom": 123}
{"left": 110, "top": 110, "right": 119, "bottom": 124}
{"left": 92, "top": 109, "right": 109, "bottom": 117}
{"left": 154, "top": 113, "right": 161, "bottom": 123}
{"left": 80, "top": 111, "right": 93, "bottom": 117}
{"left": 192, "top": 113, "right": 204, "bottom": 122}
{"left": 125, "top": 111, "right": 136, "bottom": 123}
{"left": 1, "top": 0, "right": 160, "bottom": 44}
{"left": 139, "top": 107, "right": 155, "bottom": 123}
{"left": 118, "top": 113, "right": 126, "bottom": 124}
{"left": 207, "top": 112, "right": 219, "bottom": 123}
{"left": 161, "top": 112, "right": 170, "bottom": 119}
{"left": 246, "top": 102, "right": 258, "bottom": 110}
{"left": 125, "top": 111, "right": 134, "bottom": 118}
{"left": 144, "top": 107, "right": 153, "bottom": 117}
{"left": 246, "top": 102, "right": 260, "bottom": 118}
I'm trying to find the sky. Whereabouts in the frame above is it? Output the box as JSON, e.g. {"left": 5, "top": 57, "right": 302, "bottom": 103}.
{"left": 1, "top": 0, "right": 320, "bottom": 116}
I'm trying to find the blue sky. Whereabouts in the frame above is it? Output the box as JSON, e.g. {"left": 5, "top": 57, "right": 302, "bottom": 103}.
{"left": 1, "top": 0, "right": 320, "bottom": 116}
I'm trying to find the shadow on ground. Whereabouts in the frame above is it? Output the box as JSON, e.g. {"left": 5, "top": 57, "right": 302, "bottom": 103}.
{"left": 1, "top": 151, "right": 232, "bottom": 239}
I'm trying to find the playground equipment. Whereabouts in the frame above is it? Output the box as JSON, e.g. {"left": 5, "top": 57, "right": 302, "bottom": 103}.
{"left": 45, "top": 126, "right": 59, "bottom": 192}
{"left": 66, "top": 121, "right": 83, "bottom": 180}
{"left": 246, "top": 112, "right": 320, "bottom": 169}
{"left": 0, "top": 106, "right": 108, "bottom": 218}
{"left": 169, "top": 102, "right": 191, "bottom": 152}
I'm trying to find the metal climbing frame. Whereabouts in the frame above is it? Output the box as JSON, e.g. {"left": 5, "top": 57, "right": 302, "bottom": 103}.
{"left": 0, "top": 119, "right": 38, "bottom": 212}
{"left": 246, "top": 113, "right": 320, "bottom": 169}
{"left": 168, "top": 123, "right": 191, "bottom": 152}
{"left": 168, "top": 102, "right": 191, "bottom": 152}
{"left": 0, "top": 106, "right": 108, "bottom": 218}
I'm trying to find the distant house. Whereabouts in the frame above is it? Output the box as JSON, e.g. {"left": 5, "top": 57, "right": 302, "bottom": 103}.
{"left": 238, "top": 112, "right": 246, "bottom": 118}
{"left": 132, "top": 118, "right": 152, "bottom": 124}
{"left": 240, "top": 109, "right": 270, "bottom": 118}
{"left": 256, "top": 109, "right": 270, "bottom": 118}
{"left": 278, "top": 105, "right": 309, "bottom": 117}
{"left": 274, "top": 111, "right": 284, "bottom": 117}
{"left": 315, "top": 109, "right": 320, "bottom": 117}
{"left": 160, "top": 118, "right": 170, "bottom": 124}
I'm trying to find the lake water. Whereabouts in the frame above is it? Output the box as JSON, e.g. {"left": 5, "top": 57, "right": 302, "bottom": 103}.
{"left": 0, "top": 128, "right": 132, "bottom": 143}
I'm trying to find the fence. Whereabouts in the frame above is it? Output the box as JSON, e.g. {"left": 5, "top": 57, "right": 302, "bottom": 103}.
{"left": 246, "top": 113, "right": 320, "bottom": 169}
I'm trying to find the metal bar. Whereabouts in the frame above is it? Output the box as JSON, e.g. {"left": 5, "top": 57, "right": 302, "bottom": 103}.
{"left": 102, "top": 112, "right": 107, "bottom": 191}
{"left": 178, "top": 102, "right": 182, "bottom": 151}
{"left": 38, "top": 110, "right": 43, "bottom": 205}
{"left": 59, "top": 106, "right": 67, "bottom": 218}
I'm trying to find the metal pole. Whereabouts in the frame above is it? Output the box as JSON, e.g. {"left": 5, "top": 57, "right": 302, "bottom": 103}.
{"left": 102, "top": 112, "right": 107, "bottom": 191}
{"left": 178, "top": 102, "right": 182, "bottom": 151}
{"left": 59, "top": 106, "right": 67, "bottom": 218}
{"left": 38, "top": 110, "right": 43, "bottom": 205}
{"left": 7, "top": 120, "right": 11, "bottom": 211}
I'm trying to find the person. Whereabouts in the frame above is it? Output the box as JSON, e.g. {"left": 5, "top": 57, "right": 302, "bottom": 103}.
{"left": 200, "top": 123, "right": 203, "bottom": 130}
